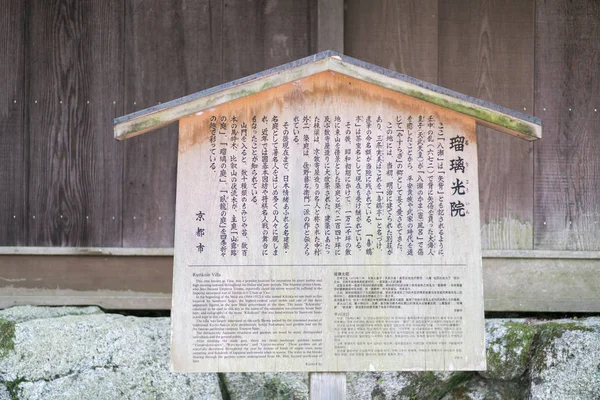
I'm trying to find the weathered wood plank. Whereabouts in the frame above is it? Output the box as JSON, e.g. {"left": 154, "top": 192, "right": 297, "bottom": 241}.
{"left": 3, "top": 251, "right": 600, "bottom": 312}
{"left": 439, "top": 0, "right": 535, "bottom": 250}
{"left": 317, "top": 0, "right": 344, "bottom": 53}
{"left": 0, "top": 255, "right": 172, "bottom": 309}
{"left": 345, "top": 0, "right": 438, "bottom": 84}
{"left": 309, "top": 373, "right": 346, "bottom": 400}
{"left": 2, "top": 294, "right": 170, "bottom": 311}
{"left": 483, "top": 257, "right": 600, "bottom": 312}
{"left": 26, "top": 0, "right": 124, "bottom": 246}
{"left": 534, "top": 0, "right": 600, "bottom": 250}
{"left": 0, "top": 247, "right": 173, "bottom": 256}
{"left": 0, "top": 0, "right": 26, "bottom": 245}
{"left": 122, "top": 0, "right": 222, "bottom": 247}
{"left": 0, "top": 255, "right": 171, "bottom": 292}
{"left": 222, "top": 0, "right": 314, "bottom": 81}
{"left": 483, "top": 250, "right": 600, "bottom": 260}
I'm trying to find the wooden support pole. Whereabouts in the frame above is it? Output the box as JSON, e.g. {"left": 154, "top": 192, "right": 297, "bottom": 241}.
{"left": 314, "top": 2, "right": 346, "bottom": 398}
{"left": 309, "top": 372, "right": 346, "bottom": 400}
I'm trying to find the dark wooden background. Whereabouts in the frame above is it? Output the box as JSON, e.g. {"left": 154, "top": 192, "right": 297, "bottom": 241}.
{"left": 1, "top": 0, "right": 599, "bottom": 252}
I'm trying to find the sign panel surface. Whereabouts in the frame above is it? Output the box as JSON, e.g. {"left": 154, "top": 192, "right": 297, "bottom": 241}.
{"left": 170, "top": 71, "right": 485, "bottom": 372}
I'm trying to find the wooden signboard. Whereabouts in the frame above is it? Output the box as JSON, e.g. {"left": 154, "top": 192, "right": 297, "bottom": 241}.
{"left": 114, "top": 52, "right": 541, "bottom": 373}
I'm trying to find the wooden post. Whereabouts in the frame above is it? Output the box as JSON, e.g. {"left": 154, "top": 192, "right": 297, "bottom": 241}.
{"left": 309, "top": 372, "right": 346, "bottom": 400}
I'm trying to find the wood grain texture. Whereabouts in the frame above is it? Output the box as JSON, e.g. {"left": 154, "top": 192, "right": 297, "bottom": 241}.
{"left": 309, "top": 373, "right": 346, "bottom": 400}
{"left": 0, "top": 246, "right": 173, "bottom": 256}
{"left": 317, "top": 0, "right": 344, "bottom": 53}
{"left": 26, "top": 0, "right": 124, "bottom": 246}
{"left": 344, "top": 0, "right": 438, "bottom": 84}
{"left": 534, "top": 0, "right": 600, "bottom": 250}
{"left": 0, "top": 0, "right": 26, "bottom": 245}
{"left": 0, "top": 255, "right": 171, "bottom": 292}
{"left": 439, "top": 0, "right": 535, "bottom": 250}
{"left": 0, "top": 255, "right": 172, "bottom": 310}
{"left": 483, "top": 257, "right": 600, "bottom": 312}
{"left": 122, "top": 0, "right": 222, "bottom": 246}
{"left": 222, "top": 0, "right": 315, "bottom": 81}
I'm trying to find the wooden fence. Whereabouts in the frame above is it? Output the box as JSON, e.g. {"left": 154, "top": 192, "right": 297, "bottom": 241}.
{"left": 1, "top": 0, "right": 598, "bottom": 309}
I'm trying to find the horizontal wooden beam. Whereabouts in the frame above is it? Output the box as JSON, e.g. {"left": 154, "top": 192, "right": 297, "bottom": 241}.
{"left": 0, "top": 247, "right": 174, "bottom": 256}
{"left": 0, "top": 255, "right": 172, "bottom": 309}
{"left": 483, "top": 257, "right": 600, "bottom": 312}
{"left": 3, "top": 247, "right": 599, "bottom": 259}
{"left": 483, "top": 250, "right": 600, "bottom": 259}
{"left": 1, "top": 250, "right": 597, "bottom": 311}
{"left": 310, "top": 372, "right": 346, "bottom": 400}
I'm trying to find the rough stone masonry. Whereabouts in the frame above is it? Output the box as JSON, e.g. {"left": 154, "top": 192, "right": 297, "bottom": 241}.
{"left": 0, "top": 306, "right": 599, "bottom": 399}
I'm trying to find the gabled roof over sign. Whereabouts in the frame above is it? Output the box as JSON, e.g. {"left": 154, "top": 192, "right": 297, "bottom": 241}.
{"left": 114, "top": 51, "right": 541, "bottom": 141}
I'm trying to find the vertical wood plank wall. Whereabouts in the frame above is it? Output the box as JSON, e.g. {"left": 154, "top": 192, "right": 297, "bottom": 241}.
{"left": 122, "top": 0, "right": 223, "bottom": 247}
{"left": 438, "top": 0, "right": 535, "bottom": 250}
{"left": 344, "top": 0, "right": 438, "bottom": 84}
{"left": 346, "top": 0, "right": 599, "bottom": 251}
{"left": 0, "top": 0, "right": 316, "bottom": 248}
{"left": 0, "top": 0, "right": 598, "bottom": 252}
{"left": 30, "top": 0, "right": 125, "bottom": 247}
{"left": 533, "top": 0, "right": 600, "bottom": 251}
{"left": 0, "top": 0, "right": 26, "bottom": 246}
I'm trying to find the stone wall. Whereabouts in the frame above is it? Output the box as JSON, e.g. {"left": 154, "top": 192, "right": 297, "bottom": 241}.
{"left": 1, "top": 307, "right": 598, "bottom": 399}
